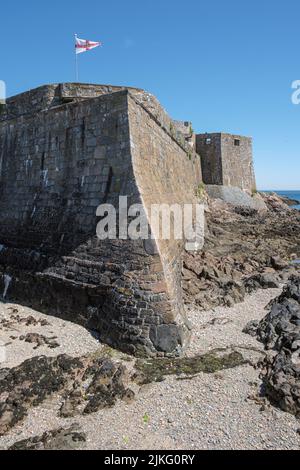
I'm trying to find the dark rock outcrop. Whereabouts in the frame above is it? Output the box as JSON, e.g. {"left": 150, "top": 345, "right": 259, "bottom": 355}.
{"left": 244, "top": 276, "right": 300, "bottom": 416}
{"left": 261, "top": 350, "right": 300, "bottom": 417}
{"left": 0, "top": 354, "right": 134, "bottom": 436}
{"left": 8, "top": 424, "right": 86, "bottom": 450}
{"left": 60, "top": 356, "right": 134, "bottom": 417}
{"left": 0, "top": 355, "right": 83, "bottom": 436}
{"left": 182, "top": 196, "right": 300, "bottom": 311}
{"left": 244, "top": 273, "right": 280, "bottom": 293}
{"left": 255, "top": 276, "right": 300, "bottom": 351}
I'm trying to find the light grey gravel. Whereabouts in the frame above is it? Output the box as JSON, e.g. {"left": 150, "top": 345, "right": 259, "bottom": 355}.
{"left": 0, "top": 289, "right": 300, "bottom": 450}
{"left": 0, "top": 303, "right": 102, "bottom": 368}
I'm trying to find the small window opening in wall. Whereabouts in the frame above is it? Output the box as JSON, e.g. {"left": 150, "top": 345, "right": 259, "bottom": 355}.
{"left": 234, "top": 139, "right": 240, "bottom": 146}
{"left": 205, "top": 138, "right": 212, "bottom": 145}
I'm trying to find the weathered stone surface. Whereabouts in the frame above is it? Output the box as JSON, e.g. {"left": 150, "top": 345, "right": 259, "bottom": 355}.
{"left": 261, "top": 350, "right": 300, "bottom": 417}
{"left": 242, "top": 320, "right": 259, "bottom": 337}
{"left": 255, "top": 276, "right": 300, "bottom": 347}
{"left": 0, "top": 83, "right": 202, "bottom": 357}
{"left": 0, "top": 312, "right": 50, "bottom": 330}
{"left": 149, "top": 324, "right": 184, "bottom": 354}
{"left": 60, "top": 356, "right": 134, "bottom": 417}
{"left": 261, "top": 192, "right": 291, "bottom": 213}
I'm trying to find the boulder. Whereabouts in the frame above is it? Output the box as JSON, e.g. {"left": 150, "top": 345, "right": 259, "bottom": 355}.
{"left": 206, "top": 185, "right": 268, "bottom": 212}
{"left": 245, "top": 276, "right": 300, "bottom": 416}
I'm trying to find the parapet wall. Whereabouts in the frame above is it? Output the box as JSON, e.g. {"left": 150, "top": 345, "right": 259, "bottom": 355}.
{"left": 0, "top": 83, "right": 142, "bottom": 120}
{"left": 0, "top": 83, "right": 202, "bottom": 356}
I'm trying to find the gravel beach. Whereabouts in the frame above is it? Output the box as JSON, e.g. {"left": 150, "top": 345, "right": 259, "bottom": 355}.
{"left": 0, "top": 287, "right": 299, "bottom": 450}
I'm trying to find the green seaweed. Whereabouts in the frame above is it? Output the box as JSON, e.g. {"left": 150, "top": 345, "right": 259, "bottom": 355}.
{"left": 133, "top": 349, "right": 246, "bottom": 385}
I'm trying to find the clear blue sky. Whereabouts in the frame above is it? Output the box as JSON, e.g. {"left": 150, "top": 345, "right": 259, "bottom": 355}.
{"left": 1, "top": 0, "right": 299, "bottom": 189}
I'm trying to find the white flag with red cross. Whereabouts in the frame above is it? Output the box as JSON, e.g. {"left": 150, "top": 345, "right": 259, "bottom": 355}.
{"left": 75, "top": 35, "right": 102, "bottom": 54}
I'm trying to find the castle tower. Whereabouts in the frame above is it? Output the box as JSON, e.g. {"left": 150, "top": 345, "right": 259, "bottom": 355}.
{"left": 196, "top": 133, "right": 256, "bottom": 193}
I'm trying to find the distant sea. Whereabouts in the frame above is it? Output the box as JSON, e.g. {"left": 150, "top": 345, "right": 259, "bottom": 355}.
{"left": 262, "top": 190, "right": 300, "bottom": 210}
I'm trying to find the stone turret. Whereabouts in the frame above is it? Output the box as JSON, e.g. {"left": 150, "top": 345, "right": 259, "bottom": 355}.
{"left": 196, "top": 132, "right": 256, "bottom": 193}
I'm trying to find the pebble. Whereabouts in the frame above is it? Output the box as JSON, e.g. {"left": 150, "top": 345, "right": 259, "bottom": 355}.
{"left": 0, "top": 290, "right": 300, "bottom": 450}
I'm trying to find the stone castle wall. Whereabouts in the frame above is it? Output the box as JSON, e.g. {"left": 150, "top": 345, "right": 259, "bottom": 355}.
{"left": 0, "top": 83, "right": 202, "bottom": 356}
{"left": 128, "top": 93, "right": 202, "bottom": 350}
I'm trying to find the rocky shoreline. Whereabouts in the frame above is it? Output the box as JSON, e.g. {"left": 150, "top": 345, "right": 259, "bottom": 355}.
{"left": 183, "top": 191, "right": 300, "bottom": 311}
{"left": 1, "top": 288, "right": 299, "bottom": 450}
{"left": 273, "top": 194, "right": 300, "bottom": 207}
{"left": 244, "top": 276, "right": 300, "bottom": 417}
{"left": 0, "top": 191, "right": 300, "bottom": 450}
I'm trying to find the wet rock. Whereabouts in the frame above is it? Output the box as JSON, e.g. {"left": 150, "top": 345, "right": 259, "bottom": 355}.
{"left": 8, "top": 424, "right": 86, "bottom": 450}
{"left": 271, "top": 256, "right": 289, "bottom": 271}
{"left": 260, "top": 351, "right": 300, "bottom": 417}
{"left": 244, "top": 273, "right": 280, "bottom": 293}
{"left": 60, "top": 357, "right": 134, "bottom": 417}
{"left": 247, "top": 276, "right": 300, "bottom": 416}
{"left": 243, "top": 320, "right": 259, "bottom": 337}
{"left": 275, "top": 275, "right": 300, "bottom": 304}
{"left": 0, "top": 355, "right": 83, "bottom": 436}
{"left": 19, "top": 333, "right": 60, "bottom": 350}
{"left": 0, "top": 354, "right": 134, "bottom": 435}
{"left": 256, "top": 277, "right": 300, "bottom": 351}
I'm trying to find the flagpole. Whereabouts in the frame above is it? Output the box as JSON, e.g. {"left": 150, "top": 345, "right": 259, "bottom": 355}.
{"left": 75, "top": 34, "right": 79, "bottom": 82}
{"left": 75, "top": 53, "right": 79, "bottom": 82}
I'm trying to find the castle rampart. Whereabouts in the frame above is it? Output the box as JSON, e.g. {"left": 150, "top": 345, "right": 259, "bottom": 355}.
{"left": 0, "top": 83, "right": 202, "bottom": 356}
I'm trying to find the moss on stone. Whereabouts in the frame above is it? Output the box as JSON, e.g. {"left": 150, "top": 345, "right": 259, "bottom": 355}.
{"left": 195, "top": 182, "right": 206, "bottom": 200}
{"left": 116, "top": 287, "right": 133, "bottom": 297}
